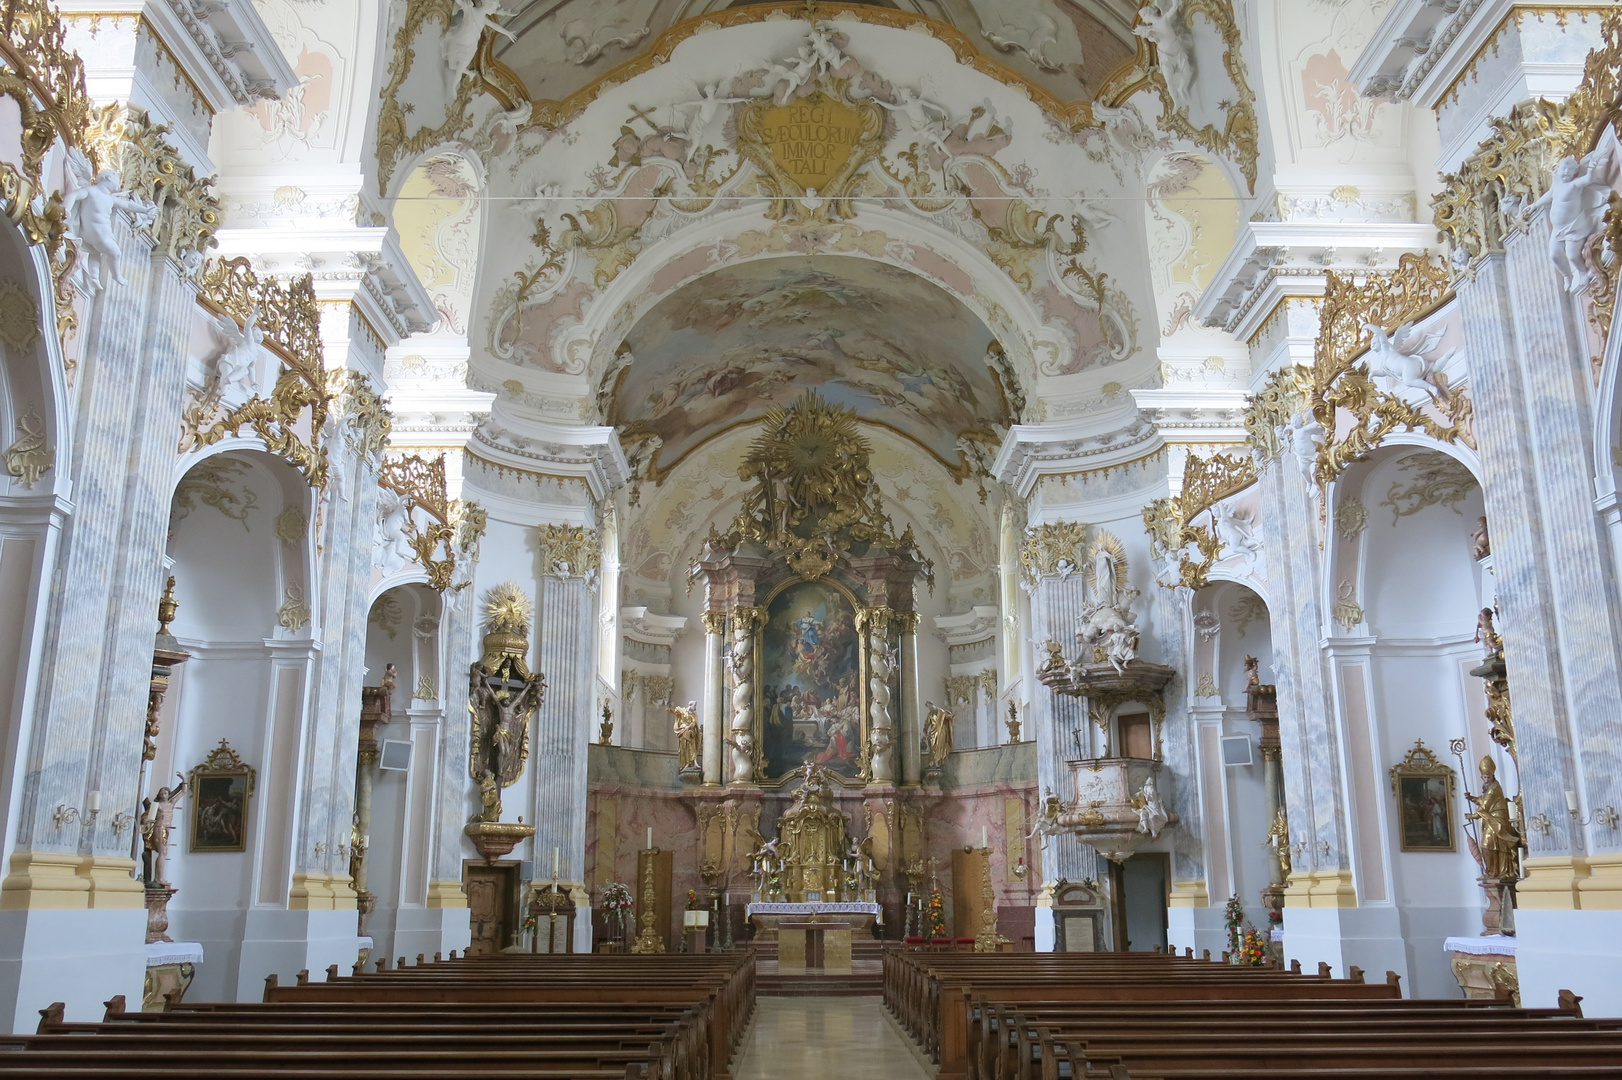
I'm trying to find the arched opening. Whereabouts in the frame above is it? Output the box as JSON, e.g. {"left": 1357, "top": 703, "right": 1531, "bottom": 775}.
{"left": 158, "top": 449, "right": 313, "bottom": 1002}
{"left": 356, "top": 582, "right": 445, "bottom": 964}
{"left": 1333, "top": 444, "right": 1491, "bottom": 996}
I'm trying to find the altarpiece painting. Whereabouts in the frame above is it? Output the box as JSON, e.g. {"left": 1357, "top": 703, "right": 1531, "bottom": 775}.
{"left": 759, "top": 579, "right": 863, "bottom": 781}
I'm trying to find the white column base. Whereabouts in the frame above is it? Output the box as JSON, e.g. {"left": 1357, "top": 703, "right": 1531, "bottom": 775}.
{"left": 1515, "top": 910, "right": 1622, "bottom": 1014}
{"left": 1034, "top": 906, "right": 1054, "bottom": 952}
{"left": 1281, "top": 906, "right": 1411, "bottom": 993}
{"left": 1166, "top": 905, "right": 1228, "bottom": 958}
{"left": 391, "top": 905, "right": 472, "bottom": 963}
{"left": 0, "top": 908, "right": 148, "bottom": 1032}
{"left": 235, "top": 909, "right": 370, "bottom": 1002}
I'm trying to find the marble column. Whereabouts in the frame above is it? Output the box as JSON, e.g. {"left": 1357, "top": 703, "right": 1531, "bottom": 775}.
{"left": 701, "top": 612, "right": 725, "bottom": 787}
{"left": 0, "top": 218, "right": 185, "bottom": 1028}
{"left": 531, "top": 570, "right": 594, "bottom": 886}
{"left": 1026, "top": 571, "right": 1097, "bottom": 886}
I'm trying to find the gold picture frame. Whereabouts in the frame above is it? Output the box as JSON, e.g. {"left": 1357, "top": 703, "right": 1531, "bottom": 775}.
{"left": 1388, "top": 740, "right": 1456, "bottom": 853}
{"left": 189, "top": 739, "right": 257, "bottom": 853}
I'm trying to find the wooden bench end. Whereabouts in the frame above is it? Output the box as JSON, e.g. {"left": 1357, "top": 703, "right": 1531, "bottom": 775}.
{"left": 262, "top": 973, "right": 277, "bottom": 1001}
{"left": 36, "top": 1002, "right": 63, "bottom": 1032}
{"left": 1559, "top": 988, "right": 1585, "bottom": 1017}
{"left": 101, "top": 994, "right": 125, "bottom": 1019}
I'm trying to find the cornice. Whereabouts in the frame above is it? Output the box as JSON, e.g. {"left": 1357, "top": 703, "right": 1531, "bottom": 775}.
{"left": 991, "top": 411, "right": 1162, "bottom": 499}
{"left": 933, "top": 606, "right": 999, "bottom": 647}
{"left": 470, "top": 404, "right": 628, "bottom": 502}
{"left": 620, "top": 606, "right": 689, "bottom": 647}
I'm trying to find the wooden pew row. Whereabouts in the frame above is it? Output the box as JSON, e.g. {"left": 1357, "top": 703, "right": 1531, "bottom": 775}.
{"left": 882, "top": 950, "right": 1619, "bottom": 1080}
{"left": 0, "top": 952, "right": 755, "bottom": 1080}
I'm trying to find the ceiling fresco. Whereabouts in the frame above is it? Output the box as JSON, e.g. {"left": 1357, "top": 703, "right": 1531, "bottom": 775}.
{"left": 492, "top": 1, "right": 1137, "bottom": 120}
{"left": 610, "top": 255, "right": 1006, "bottom": 474}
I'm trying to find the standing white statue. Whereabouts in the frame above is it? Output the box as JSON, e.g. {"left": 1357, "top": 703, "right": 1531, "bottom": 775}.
{"left": 210, "top": 308, "right": 264, "bottom": 409}
{"left": 1530, "top": 146, "right": 1616, "bottom": 293}
{"left": 1278, "top": 413, "right": 1325, "bottom": 486}
{"left": 375, "top": 487, "right": 416, "bottom": 575}
{"left": 1360, "top": 321, "right": 1451, "bottom": 404}
{"left": 1090, "top": 542, "right": 1119, "bottom": 604}
{"left": 61, "top": 152, "right": 156, "bottom": 294}
{"left": 1134, "top": 1, "right": 1196, "bottom": 111}
{"left": 1134, "top": 775, "right": 1169, "bottom": 837}
{"left": 444, "top": 0, "right": 518, "bottom": 100}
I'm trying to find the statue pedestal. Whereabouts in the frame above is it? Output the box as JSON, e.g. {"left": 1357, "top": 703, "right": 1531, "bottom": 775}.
{"left": 145, "top": 885, "right": 176, "bottom": 944}
{"left": 464, "top": 820, "right": 535, "bottom": 862}
{"left": 1445, "top": 936, "right": 1518, "bottom": 1004}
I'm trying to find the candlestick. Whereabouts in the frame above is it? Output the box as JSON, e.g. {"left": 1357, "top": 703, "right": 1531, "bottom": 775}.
{"left": 552, "top": 846, "right": 560, "bottom": 878}
{"left": 647, "top": 826, "right": 653, "bottom": 849}
{"left": 981, "top": 825, "right": 988, "bottom": 849}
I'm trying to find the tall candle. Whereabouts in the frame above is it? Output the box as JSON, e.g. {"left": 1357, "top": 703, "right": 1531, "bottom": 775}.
{"left": 647, "top": 826, "right": 653, "bottom": 849}
{"left": 981, "top": 825, "right": 988, "bottom": 849}
{"left": 552, "top": 846, "right": 560, "bottom": 878}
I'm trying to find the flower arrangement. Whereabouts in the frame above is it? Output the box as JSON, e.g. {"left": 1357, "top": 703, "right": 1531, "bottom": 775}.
{"left": 599, "top": 881, "right": 633, "bottom": 913}
{"left": 926, "top": 886, "right": 947, "bottom": 938}
{"left": 1224, "top": 893, "right": 1245, "bottom": 957}
{"left": 1238, "top": 926, "right": 1267, "bottom": 966}
{"left": 685, "top": 888, "right": 699, "bottom": 910}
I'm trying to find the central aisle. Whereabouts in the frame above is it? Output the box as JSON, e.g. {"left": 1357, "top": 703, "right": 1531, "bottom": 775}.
{"left": 732, "top": 996, "right": 935, "bottom": 1080}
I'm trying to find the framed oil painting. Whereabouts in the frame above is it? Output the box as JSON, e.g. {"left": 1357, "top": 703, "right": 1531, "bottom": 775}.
{"left": 1388, "top": 740, "right": 1455, "bottom": 852}
{"left": 189, "top": 739, "right": 257, "bottom": 853}
{"left": 758, "top": 579, "right": 863, "bottom": 783}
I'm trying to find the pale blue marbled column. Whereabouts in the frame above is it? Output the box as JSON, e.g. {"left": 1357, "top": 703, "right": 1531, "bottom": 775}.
{"left": 16, "top": 217, "right": 157, "bottom": 854}
{"left": 1257, "top": 458, "right": 1349, "bottom": 874}
{"left": 433, "top": 580, "right": 478, "bottom": 880}
{"left": 1028, "top": 571, "right": 1097, "bottom": 885}
{"left": 531, "top": 573, "right": 593, "bottom": 881}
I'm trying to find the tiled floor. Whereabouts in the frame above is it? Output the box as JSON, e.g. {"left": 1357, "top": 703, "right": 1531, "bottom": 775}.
{"left": 732, "top": 995, "right": 935, "bottom": 1079}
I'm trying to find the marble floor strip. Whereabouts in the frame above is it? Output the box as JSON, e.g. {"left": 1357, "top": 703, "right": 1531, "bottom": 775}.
{"left": 732, "top": 996, "right": 936, "bottom": 1079}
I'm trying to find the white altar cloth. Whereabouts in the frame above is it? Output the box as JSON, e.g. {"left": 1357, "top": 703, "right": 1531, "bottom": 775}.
{"left": 146, "top": 941, "right": 203, "bottom": 967}
{"left": 1444, "top": 936, "right": 1517, "bottom": 956}
{"left": 746, "top": 901, "right": 880, "bottom": 918}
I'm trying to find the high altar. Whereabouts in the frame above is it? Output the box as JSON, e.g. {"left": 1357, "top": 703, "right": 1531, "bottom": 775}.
{"left": 682, "top": 392, "right": 933, "bottom": 939}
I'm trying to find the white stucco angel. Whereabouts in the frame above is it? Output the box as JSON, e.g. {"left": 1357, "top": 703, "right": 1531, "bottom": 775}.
{"left": 1134, "top": 1, "right": 1196, "bottom": 111}
{"left": 757, "top": 43, "right": 819, "bottom": 104}
{"left": 1078, "top": 598, "right": 1139, "bottom": 674}
{"left": 1210, "top": 500, "right": 1261, "bottom": 566}
{"left": 1134, "top": 776, "right": 1169, "bottom": 837}
{"left": 1360, "top": 320, "right": 1452, "bottom": 404}
{"left": 675, "top": 82, "right": 748, "bottom": 140}
{"left": 209, "top": 308, "right": 263, "bottom": 410}
{"left": 375, "top": 486, "right": 416, "bottom": 575}
{"left": 806, "top": 22, "right": 854, "bottom": 75}
{"left": 1026, "top": 787, "right": 1067, "bottom": 852}
{"left": 1277, "top": 413, "right": 1325, "bottom": 486}
{"left": 876, "top": 87, "right": 951, "bottom": 154}
{"left": 61, "top": 150, "right": 156, "bottom": 295}
{"left": 444, "top": 0, "right": 518, "bottom": 99}
{"left": 1530, "top": 145, "right": 1617, "bottom": 293}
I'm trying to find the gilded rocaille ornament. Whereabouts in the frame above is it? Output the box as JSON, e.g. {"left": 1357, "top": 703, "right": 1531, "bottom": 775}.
{"left": 714, "top": 389, "right": 932, "bottom": 586}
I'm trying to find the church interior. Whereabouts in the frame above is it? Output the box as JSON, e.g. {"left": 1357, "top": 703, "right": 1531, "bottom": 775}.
{"left": 0, "top": 0, "right": 1620, "bottom": 1074}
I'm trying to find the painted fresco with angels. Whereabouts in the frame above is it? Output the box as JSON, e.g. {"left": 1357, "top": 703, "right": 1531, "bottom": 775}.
{"left": 759, "top": 580, "right": 863, "bottom": 782}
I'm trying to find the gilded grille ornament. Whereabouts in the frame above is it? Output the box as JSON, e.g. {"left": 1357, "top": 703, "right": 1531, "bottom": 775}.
{"left": 379, "top": 454, "right": 459, "bottom": 590}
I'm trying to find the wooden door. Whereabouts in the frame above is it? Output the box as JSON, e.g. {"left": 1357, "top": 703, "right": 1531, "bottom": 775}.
{"left": 465, "top": 863, "right": 516, "bottom": 955}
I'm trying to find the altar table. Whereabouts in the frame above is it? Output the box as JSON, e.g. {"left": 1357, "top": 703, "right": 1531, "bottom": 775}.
{"left": 745, "top": 901, "right": 879, "bottom": 941}
{"left": 779, "top": 921, "right": 852, "bottom": 974}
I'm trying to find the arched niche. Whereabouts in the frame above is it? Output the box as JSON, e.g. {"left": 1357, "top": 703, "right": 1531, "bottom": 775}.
{"left": 158, "top": 448, "right": 316, "bottom": 1003}
{"left": 358, "top": 582, "right": 445, "bottom": 961}
{"left": 1328, "top": 443, "right": 1492, "bottom": 997}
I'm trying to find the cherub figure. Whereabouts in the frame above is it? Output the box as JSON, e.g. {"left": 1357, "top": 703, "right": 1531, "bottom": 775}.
{"left": 62, "top": 156, "right": 156, "bottom": 294}
{"left": 1530, "top": 146, "right": 1616, "bottom": 293}
{"left": 210, "top": 308, "right": 263, "bottom": 409}
{"left": 1360, "top": 321, "right": 1452, "bottom": 403}
{"left": 444, "top": 0, "right": 518, "bottom": 100}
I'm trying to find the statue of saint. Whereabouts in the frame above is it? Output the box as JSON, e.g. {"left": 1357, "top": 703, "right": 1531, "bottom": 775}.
{"left": 1263, "top": 806, "right": 1291, "bottom": 880}
{"left": 140, "top": 775, "right": 186, "bottom": 888}
{"left": 922, "top": 700, "right": 954, "bottom": 768}
{"left": 1466, "top": 756, "right": 1523, "bottom": 882}
{"left": 669, "top": 700, "right": 701, "bottom": 770}
{"left": 1474, "top": 607, "right": 1504, "bottom": 661}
